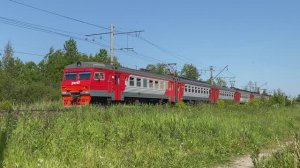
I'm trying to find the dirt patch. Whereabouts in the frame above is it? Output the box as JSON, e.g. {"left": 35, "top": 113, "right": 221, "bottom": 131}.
{"left": 217, "top": 141, "right": 293, "bottom": 168}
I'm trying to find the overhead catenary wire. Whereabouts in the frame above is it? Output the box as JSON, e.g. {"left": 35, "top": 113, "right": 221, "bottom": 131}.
{"left": 8, "top": 0, "right": 210, "bottom": 69}
{"left": 0, "top": 49, "right": 44, "bottom": 57}
{"left": 101, "top": 35, "right": 167, "bottom": 64}
{"left": 8, "top": 0, "right": 110, "bottom": 31}
{"left": 7, "top": 0, "right": 214, "bottom": 73}
{"left": 0, "top": 16, "right": 165, "bottom": 66}
{"left": 122, "top": 31, "right": 211, "bottom": 68}
{"left": 0, "top": 16, "right": 110, "bottom": 49}
{"left": 115, "top": 50, "right": 164, "bottom": 65}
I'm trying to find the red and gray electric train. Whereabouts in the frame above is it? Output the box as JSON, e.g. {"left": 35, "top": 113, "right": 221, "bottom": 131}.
{"left": 61, "top": 62, "right": 268, "bottom": 106}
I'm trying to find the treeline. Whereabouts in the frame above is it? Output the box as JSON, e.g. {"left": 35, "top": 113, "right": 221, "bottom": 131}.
{"left": 0, "top": 39, "right": 116, "bottom": 104}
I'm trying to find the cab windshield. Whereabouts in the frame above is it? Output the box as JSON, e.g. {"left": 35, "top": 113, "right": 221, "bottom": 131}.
{"left": 65, "top": 73, "right": 77, "bottom": 80}
{"left": 64, "top": 72, "right": 91, "bottom": 80}
{"left": 79, "top": 72, "right": 91, "bottom": 80}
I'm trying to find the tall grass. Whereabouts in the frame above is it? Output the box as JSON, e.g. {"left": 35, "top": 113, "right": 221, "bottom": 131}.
{"left": 0, "top": 103, "right": 300, "bottom": 167}
{"left": 255, "top": 133, "right": 300, "bottom": 168}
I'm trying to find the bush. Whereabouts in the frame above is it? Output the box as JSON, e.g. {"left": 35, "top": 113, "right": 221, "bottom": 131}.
{"left": 285, "top": 100, "right": 293, "bottom": 106}
{"left": 216, "top": 100, "right": 225, "bottom": 108}
{"left": 270, "top": 89, "right": 286, "bottom": 106}
{"left": 0, "top": 100, "right": 13, "bottom": 111}
{"left": 247, "top": 99, "right": 260, "bottom": 107}
{"left": 175, "top": 101, "right": 188, "bottom": 109}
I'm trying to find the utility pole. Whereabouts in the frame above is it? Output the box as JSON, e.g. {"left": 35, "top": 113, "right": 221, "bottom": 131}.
{"left": 210, "top": 66, "right": 214, "bottom": 85}
{"left": 248, "top": 81, "right": 253, "bottom": 92}
{"left": 110, "top": 24, "right": 115, "bottom": 65}
{"left": 229, "top": 80, "right": 235, "bottom": 88}
{"left": 85, "top": 25, "right": 143, "bottom": 66}
{"left": 166, "top": 63, "right": 177, "bottom": 76}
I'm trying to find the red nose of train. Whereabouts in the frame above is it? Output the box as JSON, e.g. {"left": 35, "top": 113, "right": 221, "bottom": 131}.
{"left": 61, "top": 81, "right": 91, "bottom": 106}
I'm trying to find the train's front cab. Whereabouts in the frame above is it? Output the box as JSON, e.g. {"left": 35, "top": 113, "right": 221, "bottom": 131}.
{"left": 61, "top": 62, "right": 107, "bottom": 106}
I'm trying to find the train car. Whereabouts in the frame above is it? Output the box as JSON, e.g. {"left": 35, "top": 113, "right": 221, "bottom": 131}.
{"left": 180, "top": 78, "right": 211, "bottom": 103}
{"left": 252, "top": 92, "right": 261, "bottom": 99}
{"left": 61, "top": 62, "right": 183, "bottom": 106}
{"left": 218, "top": 86, "right": 237, "bottom": 102}
{"left": 233, "top": 88, "right": 252, "bottom": 103}
{"left": 61, "top": 61, "right": 267, "bottom": 106}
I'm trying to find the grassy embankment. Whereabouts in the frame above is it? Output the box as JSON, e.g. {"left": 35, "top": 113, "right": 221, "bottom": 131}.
{"left": 0, "top": 102, "right": 300, "bottom": 167}
{"left": 254, "top": 134, "right": 300, "bottom": 167}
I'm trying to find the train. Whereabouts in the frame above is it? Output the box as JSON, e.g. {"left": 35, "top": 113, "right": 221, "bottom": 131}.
{"left": 61, "top": 61, "right": 269, "bottom": 106}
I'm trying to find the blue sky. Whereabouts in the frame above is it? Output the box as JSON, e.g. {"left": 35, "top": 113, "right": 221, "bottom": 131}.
{"left": 0, "top": 0, "right": 299, "bottom": 96}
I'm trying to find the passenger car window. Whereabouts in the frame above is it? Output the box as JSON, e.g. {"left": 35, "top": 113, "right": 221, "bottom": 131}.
{"left": 143, "top": 79, "right": 148, "bottom": 88}
{"left": 159, "top": 81, "right": 164, "bottom": 90}
{"left": 137, "top": 78, "right": 141, "bottom": 87}
{"left": 129, "top": 77, "right": 135, "bottom": 86}
{"left": 154, "top": 81, "right": 159, "bottom": 89}
{"left": 149, "top": 80, "right": 153, "bottom": 88}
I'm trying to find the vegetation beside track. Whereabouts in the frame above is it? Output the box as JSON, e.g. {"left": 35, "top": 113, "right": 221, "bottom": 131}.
{"left": 254, "top": 134, "right": 300, "bottom": 168}
{"left": 0, "top": 102, "right": 300, "bottom": 167}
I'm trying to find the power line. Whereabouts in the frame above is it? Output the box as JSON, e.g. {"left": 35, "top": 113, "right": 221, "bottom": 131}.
{"left": 115, "top": 50, "right": 164, "bottom": 64}
{"left": 91, "top": 33, "right": 165, "bottom": 65}
{"left": 8, "top": 0, "right": 110, "bottom": 31}
{"left": 6, "top": 0, "right": 211, "bottom": 69}
{"left": 125, "top": 33, "right": 210, "bottom": 68}
{"left": 0, "top": 16, "right": 110, "bottom": 49}
{"left": 115, "top": 26, "right": 196, "bottom": 64}
{"left": 0, "top": 49, "right": 44, "bottom": 57}
{"left": 116, "top": 25, "right": 212, "bottom": 68}
{"left": 132, "top": 51, "right": 167, "bottom": 63}
{"left": 137, "top": 36, "right": 187, "bottom": 62}
{"left": 0, "top": 18, "right": 194, "bottom": 70}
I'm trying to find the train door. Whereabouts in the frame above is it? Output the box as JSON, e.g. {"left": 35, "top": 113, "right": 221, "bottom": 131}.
{"left": 234, "top": 91, "right": 241, "bottom": 103}
{"left": 209, "top": 88, "right": 219, "bottom": 103}
{"left": 113, "top": 73, "right": 122, "bottom": 100}
{"left": 174, "top": 82, "right": 178, "bottom": 102}
{"left": 175, "top": 82, "right": 184, "bottom": 102}
{"left": 168, "top": 81, "right": 176, "bottom": 103}
{"left": 250, "top": 94, "right": 255, "bottom": 100}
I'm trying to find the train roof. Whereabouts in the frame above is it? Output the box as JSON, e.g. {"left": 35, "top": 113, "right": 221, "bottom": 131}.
{"left": 65, "top": 61, "right": 175, "bottom": 80}
{"left": 178, "top": 77, "right": 211, "bottom": 87}
{"left": 66, "top": 62, "right": 220, "bottom": 87}
{"left": 231, "top": 87, "right": 262, "bottom": 95}
{"left": 64, "top": 62, "right": 265, "bottom": 95}
{"left": 217, "top": 86, "right": 236, "bottom": 92}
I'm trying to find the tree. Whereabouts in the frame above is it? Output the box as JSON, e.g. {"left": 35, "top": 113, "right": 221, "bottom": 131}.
{"left": 64, "top": 38, "right": 79, "bottom": 65}
{"left": 88, "top": 49, "right": 121, "bottom": 66}
{"left": 216, "top": 77, "right": 227, "bottom": 87}
{"left": 18, "top": 61, "right": 42, "bottom": 84}
{"left": 1, "top": 42, "right": 15, "bottom": 71}
{"left": 93, "top": 49, "right": 109, "bottom": 63}
{"left": 271, "top": 89, "right": 286, "bottom": 106}
{"left": 296, "top": 94, "right": 300, "bottom": 103}
{"left": 146, "top": 63, "right": 168, "bottom": 75}
{"left": 180, "top": 64, "right": 200, "bottom": 80}
{"left": 43, "top": 49, "right": 65, "bottom": 84}
{"left": 146, "top": 64, "right": 156, "bottom": 72}
{"left": 206, "top": 78, "right": 215, "bottom": 85}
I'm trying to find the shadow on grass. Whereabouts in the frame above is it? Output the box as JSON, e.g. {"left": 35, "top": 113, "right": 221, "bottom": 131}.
{"left": 0, "top": 131, "right": 7, "bottom": 168}
{"left": 0, "top": 112, "right": 18, "bottom": 168}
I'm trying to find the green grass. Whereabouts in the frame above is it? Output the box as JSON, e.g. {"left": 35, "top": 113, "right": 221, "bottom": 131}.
{"left": 1, "top": 102, "right": 300, "bottom": 167}
{"left": 255, "top": 134, "right": 300, "bottom": 168}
